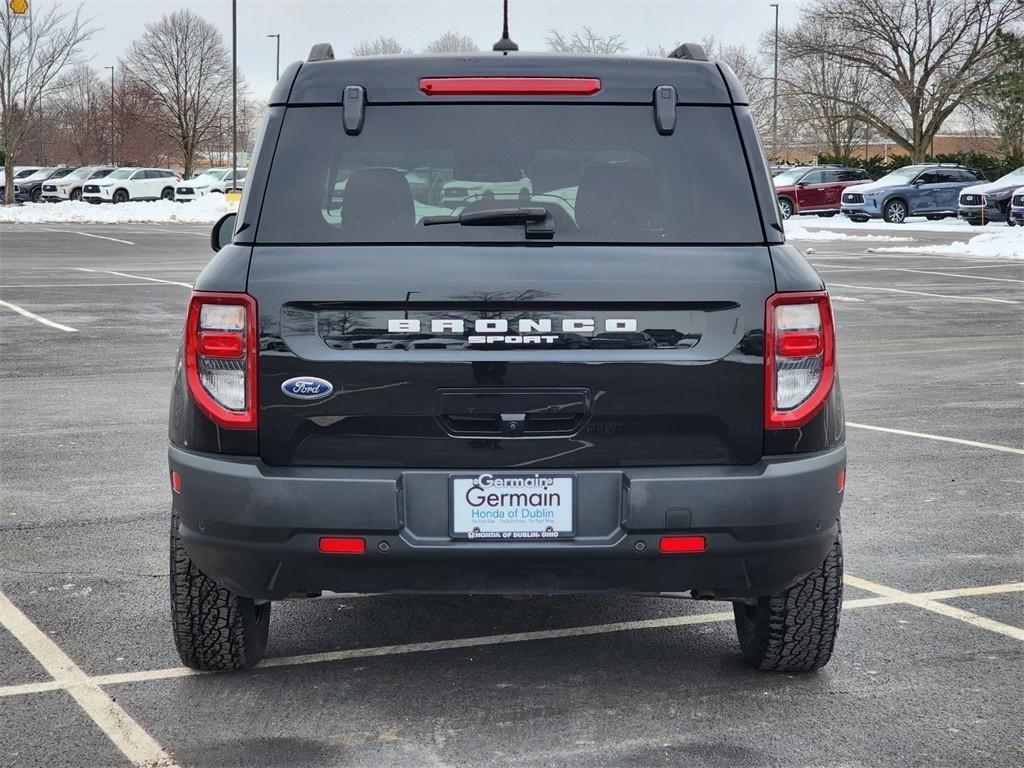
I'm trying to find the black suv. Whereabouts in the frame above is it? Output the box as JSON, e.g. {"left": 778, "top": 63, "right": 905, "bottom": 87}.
{"left": 169, "top": 43, "right": 846, "bottom": 673}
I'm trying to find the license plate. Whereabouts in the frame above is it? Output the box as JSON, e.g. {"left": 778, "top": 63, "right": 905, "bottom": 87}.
{"left": 450, "top": 473, "right": 575, "bottom": 540}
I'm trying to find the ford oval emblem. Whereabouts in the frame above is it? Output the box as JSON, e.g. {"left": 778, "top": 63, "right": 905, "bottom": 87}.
{"left": 281, "top": 376, "right": 334, "bottom": 400}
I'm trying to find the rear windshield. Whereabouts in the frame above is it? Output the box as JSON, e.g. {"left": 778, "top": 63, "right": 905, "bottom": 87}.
{"left": 257, "top": 104, "right": 763, "bottom": 244}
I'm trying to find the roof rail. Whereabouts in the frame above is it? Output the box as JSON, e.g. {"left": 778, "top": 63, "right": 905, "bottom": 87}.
{"left": 308, "top": 43, "right": 335, "bottom": 62}
{"left": 667, "top": 43, "right": 708, "bottom": 62}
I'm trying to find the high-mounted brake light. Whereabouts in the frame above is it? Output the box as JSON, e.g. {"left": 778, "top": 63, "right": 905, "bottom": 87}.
{"left": 184, "top": 292, "right": 258, "bottom": 429}
{"left": 419, "top": 76, "right": 601, "bottom": 96}
{"left": 764, "top": 291, "right": 835, "bottom": 429}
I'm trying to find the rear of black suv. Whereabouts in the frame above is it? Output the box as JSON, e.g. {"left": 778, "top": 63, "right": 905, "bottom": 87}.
{"left": 168, "top": 47, "right": 846, "bottom": 673}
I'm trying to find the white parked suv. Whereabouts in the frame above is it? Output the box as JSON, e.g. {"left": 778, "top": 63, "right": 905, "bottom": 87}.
{"left": 41, "top": 166, "right": 116, "bottom": 202}
{"left": 82, "top": 167, "right": 179, "bottom": 204}
{"left": 174, "top": 168, "right": 247, "bottom": 201}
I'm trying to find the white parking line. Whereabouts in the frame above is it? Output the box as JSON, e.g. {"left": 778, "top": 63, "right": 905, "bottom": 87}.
{"left": 827, "top": 282, "right": 1019, "bottom": 305}
{"left": 75, "top": 267, "right": 192, "bottom": 288}
{"left": 815, "top": 265, "right": 1024, "bottom": 284}
{"left": 71, "top": 231, "right": 135, "bottom": 245}
{"left": 844, "top": 575, "right": 1024, "bottom": 642}
{"left": 2, "top": 580, "right": 1021, "bottom": 701}
{"left": 0, "top": 298, "right": 77, "bottom": 332}
{"left": 1, "top": 283, "right": 184, "bottom": 288}
{"left": 846, "top": 422, "right": 1024, "bottom": 456}
{"left": 0, "top": 591, "right": 177, "bottom": 767}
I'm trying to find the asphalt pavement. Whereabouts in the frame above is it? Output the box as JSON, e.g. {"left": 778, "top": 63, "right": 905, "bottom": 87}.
{"left": 0, "top": 220, "right": 1021, "bottom": 768}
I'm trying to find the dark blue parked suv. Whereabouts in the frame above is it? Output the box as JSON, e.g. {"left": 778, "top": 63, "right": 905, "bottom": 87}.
{"left": 841, "top": 164, "right": 986, "bottom": 223}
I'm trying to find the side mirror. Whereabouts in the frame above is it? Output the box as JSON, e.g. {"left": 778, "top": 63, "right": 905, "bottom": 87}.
{"left": 211, "top": 212, "right": 237, "bottom": 252}
{"left": 797, "top": 181, "right": 809, "bottom": 187}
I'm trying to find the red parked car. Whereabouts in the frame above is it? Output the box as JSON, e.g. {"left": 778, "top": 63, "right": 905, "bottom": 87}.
{"left": 774, "top": 166, "right": 872, "bottom": 219}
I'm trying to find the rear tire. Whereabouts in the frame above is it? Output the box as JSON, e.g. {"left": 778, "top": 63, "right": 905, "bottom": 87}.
{"left": 70, "top": 188, "right": 82, "bottom": 202}
{"left": 30, "top": 187, "right": 41, "bottom": 203}
{"left": 170, "top": 511, "right": 270, "bottom": 670}
{"left": 161, "top": 186, "right": 175, "bottom": 200}
{"left": 733, "top": 535, "right": 843, "bottom": 672}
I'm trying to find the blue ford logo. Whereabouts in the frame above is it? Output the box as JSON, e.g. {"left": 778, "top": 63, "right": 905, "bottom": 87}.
{"left": 281, "top": 376, "right": 334, "bottom": 400}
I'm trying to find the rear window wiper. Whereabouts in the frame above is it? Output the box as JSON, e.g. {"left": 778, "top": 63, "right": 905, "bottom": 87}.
{"left": 422, "top": 207, "right": 554, "bottom": 239}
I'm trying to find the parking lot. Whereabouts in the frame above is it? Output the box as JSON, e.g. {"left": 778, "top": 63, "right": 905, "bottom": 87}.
{"left": 0, "top": 221, "right": 1021, "bottom": 768}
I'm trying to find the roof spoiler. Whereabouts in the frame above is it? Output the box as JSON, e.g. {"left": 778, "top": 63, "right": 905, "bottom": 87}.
{"left": 667, "top": 43, "right": 708, "bottom": 62}
{"left": 307, "top": 43, "right": 335, "bottom": 62}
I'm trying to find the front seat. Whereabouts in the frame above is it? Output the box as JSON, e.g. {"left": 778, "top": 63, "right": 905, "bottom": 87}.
{"left": 342, "top": 168, "right": 414, "bottom": 239}
{"left": 574, "top": 165, "right": 663, "bottom": 237}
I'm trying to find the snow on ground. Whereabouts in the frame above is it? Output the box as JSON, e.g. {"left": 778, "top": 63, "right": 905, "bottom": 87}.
{"left": 0, "top": 194, "right": 236, "bottom": 224}
{"left": 796, "top": 214, "right": 1007, "bottom": 234}
{"left": 872, "top": 229, "right": 1024, "bottom": 259}
{"left": 784, "top": 219, "right": 913, "bottom": 242}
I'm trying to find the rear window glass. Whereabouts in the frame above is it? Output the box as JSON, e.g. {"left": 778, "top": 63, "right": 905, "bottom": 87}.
{"left": 257, "top": 104, "right": 763, "bottom": 244}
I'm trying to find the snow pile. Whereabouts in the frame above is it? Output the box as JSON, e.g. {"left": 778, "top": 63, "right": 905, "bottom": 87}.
{"left": 785, "top": 219, "right": 913, "bottom": 242}
{"left": 797, "top": 216, "right": 1001, "bottom": 234}
{"left": 0, "top": 194, "right": 236, "bottom": 224}
{"left": 874, "top": 229, "right": 1024, "bottom": 259}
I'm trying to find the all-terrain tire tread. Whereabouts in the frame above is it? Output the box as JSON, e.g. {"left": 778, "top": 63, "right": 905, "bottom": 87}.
{"left": 734, "top": 536, "right": 843, "bottom": 673}
{"left": 169, "top": 511, "right": 268, "bottom": 670}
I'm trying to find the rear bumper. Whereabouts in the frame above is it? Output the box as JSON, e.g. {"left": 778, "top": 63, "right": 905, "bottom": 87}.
{"left": 169, "top": 444, "right": 846, "bottom": 600}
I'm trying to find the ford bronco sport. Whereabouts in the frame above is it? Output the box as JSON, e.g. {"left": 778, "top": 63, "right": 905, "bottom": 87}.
{"left": 169, "top": 41, "right": 846, "bottom": 673}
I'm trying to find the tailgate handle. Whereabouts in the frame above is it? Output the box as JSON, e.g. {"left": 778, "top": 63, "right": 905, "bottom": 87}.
{"left": 437, "top": 388, "right": 591, "bottom": 437}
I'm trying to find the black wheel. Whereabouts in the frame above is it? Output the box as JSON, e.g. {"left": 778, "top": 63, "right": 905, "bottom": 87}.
{"left": 170, "top": 511, "right": 270, "bottom": 670}
{"left": 112, "top": 189, "right": 129, "bottom": 204}
{"left": 733, "top": 535, "right": 843, "bottom": 672}
{"left": 70, "top": 188, "right": 82, "bottom": 202}
{"left": 1005, "top": 207, "right": 1015, "bottom": 227}
{"left": 30, "top": 187, "right": 42, "bottom": 203}
{"left": 777, "top": 197, "right": 794, "bottom": 220}
{"left": 161, "top": 186, "right": 175, "bottom": 200}
{"left": 882, "top": 198, "right": 907, "bottom": 224}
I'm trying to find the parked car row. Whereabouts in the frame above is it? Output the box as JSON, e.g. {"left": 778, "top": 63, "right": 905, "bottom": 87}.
{"left": 774, "top": 162, "right": 1024, "bottom": 226}
{"left": 956, "top": 166, "right": 1024, "bottom": 227}
{"left": 1, "top": 165, "right": 249, "bottom": 204}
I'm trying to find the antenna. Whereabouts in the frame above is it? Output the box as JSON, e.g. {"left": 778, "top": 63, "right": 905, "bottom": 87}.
{"left": 492, "top": 0, "right": 519, "bottom": 52}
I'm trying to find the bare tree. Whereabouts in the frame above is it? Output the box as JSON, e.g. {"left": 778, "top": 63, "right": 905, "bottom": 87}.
{"left": 49, "top": 63, "right": 107, "bottom": 164}
{"left": 780, "top": 42, "right": 874, "bottom": 159}
{"left": 424, "top": 32, "right": 478, "bottom": 54}
{"left": 352, "top": 37, "right": 411, "bottom": 56}
{"left": 123, "top": 9, "right": 232, "bottom": 178}
{"left": 547, "top": 27, "right": 627, "bottom": 54}
{"left": 0, "top": 2, "right": 94, "bottom": 203}
{"left": 784, "top": 0, "right": 1024, "bottom": 162}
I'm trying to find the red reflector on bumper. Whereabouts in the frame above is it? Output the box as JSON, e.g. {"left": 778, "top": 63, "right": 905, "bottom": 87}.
{"left": 318, "top": 537, "right": 366, "bottom": 555}
{"left": 837, "top": 469, "right": 846, "bottom": 492}
{"left": 659, "top": 535, "right": 706, "bottom": 554}
{"left": 170, "top": 471, "right": 182, "bottom": 494}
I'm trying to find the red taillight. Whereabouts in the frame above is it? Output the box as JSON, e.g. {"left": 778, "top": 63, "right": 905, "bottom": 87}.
{"left": 659, "top": 535, "right": 707, "bottom": 554}
{"left": 184, "top": 292, "right": 258, "bottom": 430}
{"left": 197, "top": 331, "right": 244, "bottom": 358}
{"left": 764, "top": 291, "right": 836, "bottom": 429}
{"left": 319, "top": 537, "right": 366, "bottom": 555}
{"left": 419, "top": 76, "right": 602, "bottom": 96}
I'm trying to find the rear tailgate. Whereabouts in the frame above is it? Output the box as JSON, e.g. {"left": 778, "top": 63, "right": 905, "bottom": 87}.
{"left": 250, "top": 245, "right": 772, "bottom": 468}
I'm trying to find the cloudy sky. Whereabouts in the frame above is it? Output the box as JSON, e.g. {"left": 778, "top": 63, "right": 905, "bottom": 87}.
{"left": 68, "top": 0, "right": 809, "bottom": 100}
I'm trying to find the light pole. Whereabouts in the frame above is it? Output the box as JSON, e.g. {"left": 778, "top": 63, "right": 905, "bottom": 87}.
{"left": 231, "top": 0, "right": 237, "bottom": 190}
{"left": 105, "top": 66, "right": 115, "bottom": 166}
{"left": 770, "top": 3, "right": 780, "bottom": 162}
{"left": 267, "top": 34, "right": 280, "bottom": 81}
